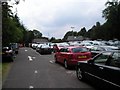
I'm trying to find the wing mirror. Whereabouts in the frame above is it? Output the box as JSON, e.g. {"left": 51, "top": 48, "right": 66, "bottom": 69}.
{"left": 88, "top": 58, "right": 94, "bottom": 64}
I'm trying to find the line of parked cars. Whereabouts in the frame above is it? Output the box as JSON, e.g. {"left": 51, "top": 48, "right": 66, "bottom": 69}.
{"left": 52, "top": 40, "right": 120, "bottom": 88}
{"left": 31, "top": 40, "right": 120, "bottom": 88}
{"left": 31, "top": 43, "right": 53, "bottom": 54}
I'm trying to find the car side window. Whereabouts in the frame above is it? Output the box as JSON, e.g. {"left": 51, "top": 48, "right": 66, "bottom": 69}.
{"left": 59, "top": 48, "right": 64, "bottom": 52}
{"left": 106, "top": 53, "right": 120, "bottom": 68}
{"left": 94, "top": 53, "right": 108, "bottom": 65}
{"left": 59, "top": 48, "right": 69, "bottom": 52}
{"left": 64, "top": 48, "right": 69, "bottom": 52}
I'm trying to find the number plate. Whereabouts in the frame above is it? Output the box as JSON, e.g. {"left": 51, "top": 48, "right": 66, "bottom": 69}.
{"left": 78, "top": 56, "right": 87, "bottom": 58}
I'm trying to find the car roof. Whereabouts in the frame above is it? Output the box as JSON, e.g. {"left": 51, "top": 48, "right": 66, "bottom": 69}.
{"left": 98, "top": 50, "right": 120, "bottom": 55}
{"left": 61, "top": 46, "right": 86, "bottom": 49}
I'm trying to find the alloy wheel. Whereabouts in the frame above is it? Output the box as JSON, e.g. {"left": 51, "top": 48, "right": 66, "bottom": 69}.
{"left": 64, "top": 60, "right": 68, "bottom": 69}
{"left": 77, "top": 68, "right": 83, "bottom": 80}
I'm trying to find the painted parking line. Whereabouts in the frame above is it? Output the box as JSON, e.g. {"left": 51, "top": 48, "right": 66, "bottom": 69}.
{"left": 49, "top": 60, "right": 55, "bottom": 64}
{"left": 32, "top": 57, "right": 36, "bottom": 59}
{"left": 25, "top": 50, "right": 28, "bottom": 51}
{"left": 66, "top": 71, "right": 76, "bottom": 76}
{"left": 34, "top": 70, "right": 38, "bottom": 74}
{"left": 28, "top": 56, "right": 33, "bottom": 61}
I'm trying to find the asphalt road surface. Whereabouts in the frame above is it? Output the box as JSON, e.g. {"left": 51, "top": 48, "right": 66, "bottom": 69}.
{"left": 2, "top": 47, "right": 96, "bottom": 89}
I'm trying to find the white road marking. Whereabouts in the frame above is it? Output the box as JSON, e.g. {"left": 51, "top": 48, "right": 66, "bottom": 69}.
{"left": 28, "top": 56, "right": 33, "bottom": 61}
{"left": 35, "top": 70, "right": 38, "bottom": 74}
{"left": 25, "top": 50, "right": 28, "bottom": 51}
{"left": 29, "top": 86, "right": 34, "bottom": 89}
{"left": 32, "top": 57, "right": 36, "bottom": 59}
{"left": 66, "top": 71, "right": 71, "bottom": 74}
{"left": 49, "top": 60, "right": 55, "bottom": 63}
{"left": 66, "top": 71, "right": 76, "bottom": 75}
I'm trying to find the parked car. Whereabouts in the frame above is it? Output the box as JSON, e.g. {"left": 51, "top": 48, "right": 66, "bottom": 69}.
{"left": 80, "top": 42, "right": 94, "bottom": 49}
{"left": 54, "top": 46, "right": 91, "bottom": 69}
{"left": 2, "top": 47, "right": 14, "bottom": 62}
{"left": 76, "top": 51, "right": 120, "bottom": 88}
{"left": 90, "top": 45, "right": 120, "bottom": 58}
{"left": 10, "top": 43, "right": 19, "bottom": 54}
{"left": 36, "top": 44, "right": 44, "bottom": 52}
{"left": 31, "top": 43, "right": 38, "bottom": 49}
{"left": 38, "top": 44, "right": 52, "bottom": 54}
{"left": 53, "top": 42, "right": 69, "bottom": 53}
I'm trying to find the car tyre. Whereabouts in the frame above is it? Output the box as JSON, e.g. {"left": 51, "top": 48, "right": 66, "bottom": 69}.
{"left": 55, "top": 56, "right": 58, "bottom": 63}
{"left": 64, "top": 60, "right": 69, "bottom": 69}
{"left": 76, "top": 67, "right": 85, "bottom": 81}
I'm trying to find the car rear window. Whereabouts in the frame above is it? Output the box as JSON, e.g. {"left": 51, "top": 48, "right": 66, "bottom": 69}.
{"left": 72, "top": 47, "right": 89, "bottom": 53}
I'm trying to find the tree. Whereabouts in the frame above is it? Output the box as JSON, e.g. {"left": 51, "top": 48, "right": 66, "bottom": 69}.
{"left": 102, "top": 0, "right": 120, "bottom": 39}
{"left": 33, "top": 29, "right": 42, "bottom": 38}
{"left": 77, "top": 27, "right": 87, "bottom": 37}
{"left": 85, "top": 0, "right": 120, "bottom": 40}
{"left": 50, "top": 37, "right": 56, "bottom": 42}
{"left": 62, "top": 31, "right": 73, "bottom": 41}
{"left": 2, "top": 2, "right": 26, "bottom": 46}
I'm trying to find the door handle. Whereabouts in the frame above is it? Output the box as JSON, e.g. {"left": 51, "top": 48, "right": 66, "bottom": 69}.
{"left": 99, "top": 67, "right": 104, "bottom": 70}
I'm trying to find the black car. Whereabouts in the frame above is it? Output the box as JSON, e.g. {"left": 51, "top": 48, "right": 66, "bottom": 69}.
{"left": 38, "top": 44, "right": 52, "bottom": 54}
{"left": 76, "top": 51, "right": 120, "bottom": 88}
{"left": 2, "top": 47, "right": 14, "bottom": 62}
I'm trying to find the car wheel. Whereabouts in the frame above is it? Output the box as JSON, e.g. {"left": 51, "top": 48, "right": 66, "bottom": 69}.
{"left": 55, "top": 56, "right": 58, "bottom": 63}
{"left": 10, "top": 57, "right": 14, "bottom": 62}
{"left": 76, "top": 67, "right": 85, "bottom": 81}
{"left": 64, "top": 60, "right": 69, "bottom": 69}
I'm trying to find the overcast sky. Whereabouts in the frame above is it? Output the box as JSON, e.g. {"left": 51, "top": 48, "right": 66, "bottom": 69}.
{"left": 10, "top": 0, "right": 108, "bottom": 39}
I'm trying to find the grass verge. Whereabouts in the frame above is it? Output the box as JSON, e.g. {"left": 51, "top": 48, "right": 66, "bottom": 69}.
{"left": 2, "top": 62, "right": 13, "bottom": 84}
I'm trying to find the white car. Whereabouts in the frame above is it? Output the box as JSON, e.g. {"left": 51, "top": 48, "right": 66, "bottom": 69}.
{"left": 80, "top": 43, "right": 94, "bottom": 49}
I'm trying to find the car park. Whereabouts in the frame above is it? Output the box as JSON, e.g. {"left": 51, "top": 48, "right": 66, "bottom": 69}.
{"left": 54, "top": 46, "right": 92, "bottom": 69}
{"left": 76, "top": 51, "right": 120, "bottom": 88}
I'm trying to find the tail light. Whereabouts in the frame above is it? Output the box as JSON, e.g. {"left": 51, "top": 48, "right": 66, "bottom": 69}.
{"left": 87, "top": 52, "right": 92, "bottom": 58}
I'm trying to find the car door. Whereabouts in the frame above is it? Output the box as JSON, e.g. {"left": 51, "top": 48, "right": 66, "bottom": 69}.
{"left": 56, "top": 48, "right": 63, "bottom": 62}
{"left": 85, "top": 53, "right": 109, "bottom": 84}
{"left": 56, "top": 48, "right": 66, "bottom": 63}
{"left": 59, "top": 48, "right": 69, "bottom": 64}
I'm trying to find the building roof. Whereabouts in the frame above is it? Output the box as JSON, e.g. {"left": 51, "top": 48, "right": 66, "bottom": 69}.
{"left": 32, "top": 39, "right": 49, "bottom": 43}
{"left": 67, "top": 36, "right": 84, "bottom": 41}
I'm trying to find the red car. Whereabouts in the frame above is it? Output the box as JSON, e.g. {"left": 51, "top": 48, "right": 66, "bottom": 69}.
{"left": 54, "top": 46, "right": 92, "bottom": 69}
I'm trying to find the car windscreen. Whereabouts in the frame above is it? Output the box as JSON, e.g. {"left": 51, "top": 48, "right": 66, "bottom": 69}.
{"left": 2, "top": 47, "right": 11, "bottom": 51}
{"left": 41, "top": 45, "right": 50, "bottom": 48}
{"left": 72, "top": 47, "right": 89, "bottom": 53}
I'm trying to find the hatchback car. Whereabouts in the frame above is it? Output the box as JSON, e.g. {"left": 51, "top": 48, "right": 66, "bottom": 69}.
{"left": 54, "top": 46, "right": 91, "bottom": 69}
{"left": 76, "top": 51, "right": 120, "bottom": 88}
